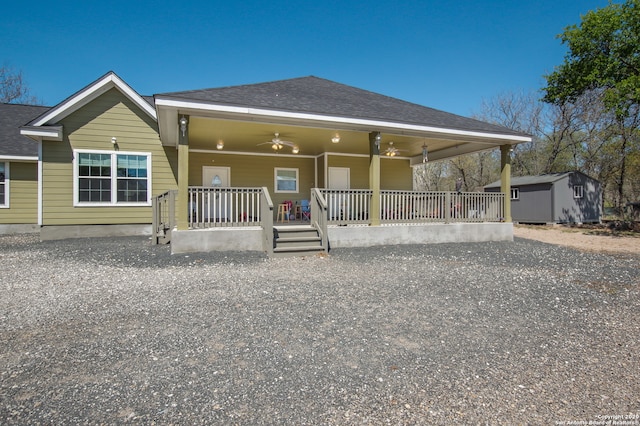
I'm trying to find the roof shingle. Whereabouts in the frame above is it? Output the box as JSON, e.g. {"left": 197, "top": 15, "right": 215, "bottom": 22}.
{"left": 158, "top": 76, "right": 528, "bottom": 137}
{"left": 0, "top": 103, "right": 51, "bottom": 157}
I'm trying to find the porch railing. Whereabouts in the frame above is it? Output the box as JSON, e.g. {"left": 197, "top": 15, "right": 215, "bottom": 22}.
{"left": 321, "top": 189, "right": 505, "bottom": 225}
{"left": 153, "top": 187, "right": 505, "bottom": 246}
{"left": 188, "top": 187, "right": 263, "bottom": 228}
{"left": 152, "top": 190, "right": 176, "bottom": 244}
{"left": 311, "top": 188, "right": 329, "bottom": 252}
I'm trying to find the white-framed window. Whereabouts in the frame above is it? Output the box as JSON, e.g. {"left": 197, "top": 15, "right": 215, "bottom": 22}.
{"left": 74, "top": 150, "right": 151, "bottom": 206}
{"left": 0, "top": 162, "right": 8, "bottom": 208}
{"left": 511, "top": 188, "right": 519, "bottom": 200}
{"left": 274, "top": 168, "right": 298, "bottom": 193}
{"left": 573, "top": 185, "right": 584, "bottom": 199}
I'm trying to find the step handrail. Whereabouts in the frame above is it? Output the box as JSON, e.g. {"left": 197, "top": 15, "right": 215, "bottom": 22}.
{"left": 311, "top": 188, "right": 329, "bottom": 252}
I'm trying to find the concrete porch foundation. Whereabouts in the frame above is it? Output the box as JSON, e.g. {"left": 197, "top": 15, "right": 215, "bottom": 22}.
{"left": 327, "top": 222, "right": 513, "bottom": 248}
{"left": 171, "top": 227, "right": 264, "bottom": 254}
{"left": 169, "top": 222, "right": 513, "bottom": 254}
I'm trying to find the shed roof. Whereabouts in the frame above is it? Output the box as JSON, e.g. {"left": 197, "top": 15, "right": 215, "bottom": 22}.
{"left": 485, "top": 172, "right": 598, "bottom": 188}
{"left": 158, "top": 76, "right": 529, "bottom": 138}
{"left": 0, "top": 103, "right": 50, "bottom": 158}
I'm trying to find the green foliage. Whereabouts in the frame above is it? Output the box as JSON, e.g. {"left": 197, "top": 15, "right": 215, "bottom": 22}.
{"left": 543, "top": 0, "right": 640, "bottom": 117}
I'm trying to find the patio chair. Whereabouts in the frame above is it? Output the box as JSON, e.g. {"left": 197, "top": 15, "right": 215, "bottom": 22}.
{"left": 300, "top": 199, "right": 311, "bottom": 221}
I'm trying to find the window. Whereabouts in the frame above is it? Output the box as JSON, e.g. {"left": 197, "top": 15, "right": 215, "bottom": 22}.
{"left": 275, "top": 168, "right": 298, "bottom": 193}
{"left": 75, "top": 150, "right": 150, "bottom": 205}
{"left": 511, "top": 188, "right": 519, "bottom": 200}
{"left": 573, "top": 185, "right": 584, "bottom": 199}
{"left": 0, "top": 162, "right": 7, "bottom": 207}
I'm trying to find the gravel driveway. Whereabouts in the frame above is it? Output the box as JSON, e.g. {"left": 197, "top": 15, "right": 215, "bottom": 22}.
{"left": 1, "top": 234, "right": 639, "bottom": 424}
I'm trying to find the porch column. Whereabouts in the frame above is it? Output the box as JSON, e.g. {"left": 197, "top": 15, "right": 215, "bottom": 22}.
{"left": 177, "top": 115, "right": 189, "bottom": 230}
{"left": 500, "top": 144, "right": 512, "bottom": 223}
{"left": 369, "top": 132, "right": 381, "bottom": 226}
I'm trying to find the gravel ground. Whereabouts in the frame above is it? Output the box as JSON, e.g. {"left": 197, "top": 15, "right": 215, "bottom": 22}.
{"left": 1, "top": 234, "right": 639, "bottom": 425}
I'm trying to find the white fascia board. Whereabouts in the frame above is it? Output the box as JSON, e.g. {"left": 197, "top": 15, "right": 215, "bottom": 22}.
{"left": 32, "top": 73, "right": 156, "bottom": 127}
{"left": 20, "top": 126, "right": 63, "bottom": 141}
{"left": 0, "top": 155, "right": 38, "bottom": 161}
{"left": 154, "top": 98, "right": 532, "bottom": 143}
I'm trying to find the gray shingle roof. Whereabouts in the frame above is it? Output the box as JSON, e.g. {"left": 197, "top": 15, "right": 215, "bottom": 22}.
{"left": 485, "top": 172, "right": 574, "bottom": 188}
{"left": 0, "top": 103, "right": 51, "bottom": 157}
{"left": 158, "top": 76, "right": 528, "bottom": 137}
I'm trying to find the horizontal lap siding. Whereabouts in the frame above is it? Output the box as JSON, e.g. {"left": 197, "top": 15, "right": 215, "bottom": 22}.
{"left": 327, "top": 155, "right": 369, "bottom": 188}
{"left": 189, "top": 153, "right": 315, "bottom": 205}
{"left": 42, "top": 88, "right": 176, "bottom": 226}
{"left": 326, "top": 155, "right": 412, "bottom": 190}
{"left": 381, "top": 158, "right": 412, "bottom": 190}
{"left": 0, "top": 162, "right": 38, "bottom": 224}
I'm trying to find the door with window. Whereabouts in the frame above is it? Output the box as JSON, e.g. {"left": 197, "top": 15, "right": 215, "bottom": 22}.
{"left": 202, "top": 166, "right": 230, "bottom": 221}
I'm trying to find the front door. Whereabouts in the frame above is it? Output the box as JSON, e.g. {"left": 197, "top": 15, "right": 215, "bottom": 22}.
{"left": 202, "top": 166, "right": 230, "bottom": 221}
{"left": 203, "top": 166, "right": 230, "bottom": 188}
{"left": 328, "top": 167, "right": 350, "bottom": 220}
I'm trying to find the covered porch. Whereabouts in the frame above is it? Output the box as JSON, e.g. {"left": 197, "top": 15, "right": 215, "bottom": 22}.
{"left": 151, "top": 77, "right": 529, "bottom": 255}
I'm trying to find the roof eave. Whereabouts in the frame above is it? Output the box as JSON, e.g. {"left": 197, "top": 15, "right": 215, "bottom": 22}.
{"left": 154, "top": 96, "right": 532, "bottom": 147}
{"left": 20, "top": 125, "right": 63, "bottom": 141}
{"left": 29, "top": 72, "right": 156, "bottom": 128}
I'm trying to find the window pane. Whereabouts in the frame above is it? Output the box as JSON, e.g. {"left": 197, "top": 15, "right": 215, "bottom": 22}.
{"left": 0, "top": 185, "right": 4, "bottom": 205}
{"left": 79, "top": 178, "right": 111, "bottom": 202}
{"left": 116, "top": 155, "right": 148, "bottom": 203}
{"left": 276, "top": 169, "right": 298, "bottom": 192}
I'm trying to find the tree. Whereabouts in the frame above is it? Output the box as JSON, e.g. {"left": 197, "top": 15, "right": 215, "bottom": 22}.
{"left": 543, "top": 0, "right": 640, "bottom": 210}
{"left": 0, "top": 66, "right": 39, "bottom": 104}
{"left": 543, "top": 0, "right": 640, "bottom": 115}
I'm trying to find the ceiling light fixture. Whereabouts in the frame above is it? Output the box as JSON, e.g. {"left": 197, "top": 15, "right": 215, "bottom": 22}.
{"left": 331, "top": 134, "right": 340, "bottom": 143}
{"left": 217, "top": 140, "right": 224, "bottom": 150}
{"left": 422, "top": 144, "right": 428, "bottom": 163}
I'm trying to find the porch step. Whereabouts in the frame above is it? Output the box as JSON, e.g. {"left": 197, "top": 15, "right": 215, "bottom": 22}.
{"left": 272, "top": 225, "right": 326, "bottom": 257}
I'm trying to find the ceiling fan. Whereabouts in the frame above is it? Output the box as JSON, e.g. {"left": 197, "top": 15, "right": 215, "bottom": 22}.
{"left": 257, "top": 132, "right": 299, "bottom": 153}
{"left": 383, "top": 141, "right": 406, "bottom": 157}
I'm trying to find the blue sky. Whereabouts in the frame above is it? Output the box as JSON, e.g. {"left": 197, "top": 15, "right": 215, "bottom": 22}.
{"left": 1, "top": 0, "right": 608, "bottom": 116}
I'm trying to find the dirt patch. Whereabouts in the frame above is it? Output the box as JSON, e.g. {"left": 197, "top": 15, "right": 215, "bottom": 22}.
{"left": 513, "top": 223, "right": 640, "bottom": 255}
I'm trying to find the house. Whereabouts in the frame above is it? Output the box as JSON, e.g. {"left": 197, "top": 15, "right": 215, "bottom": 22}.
{"left": 2, "top": 71, "right": 531, "bottom": 255}
{"left": 484, "top": 171, "right": 602, "bottom": 224}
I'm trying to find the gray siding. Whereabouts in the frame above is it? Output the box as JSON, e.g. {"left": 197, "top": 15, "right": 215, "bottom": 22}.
{"left": 554, "top": 173, "right": 601, "bottom": 223}
{"left": 514, "top": 183, "right": 553, "bottom": 223}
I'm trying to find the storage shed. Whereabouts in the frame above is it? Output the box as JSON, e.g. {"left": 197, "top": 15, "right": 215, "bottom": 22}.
{"left": 484, "top": 171, "right": 602, "bottom": 224}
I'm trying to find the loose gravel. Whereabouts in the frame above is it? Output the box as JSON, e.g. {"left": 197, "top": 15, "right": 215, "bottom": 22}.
{"left": 1, "top": 234, "right": 639, "bottom": 425}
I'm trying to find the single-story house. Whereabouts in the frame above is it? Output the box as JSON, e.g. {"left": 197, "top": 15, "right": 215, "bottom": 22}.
{"left": 2, "top": 71, "right": 531, "bottom": 256}
{"left": 484, "top": 171, "right": 602, "bottom": 224}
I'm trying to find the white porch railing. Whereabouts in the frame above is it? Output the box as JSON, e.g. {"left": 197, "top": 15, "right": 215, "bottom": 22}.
{"left": 188, "top": 187, "right": 263, "bottom": 228}
{"left": 153, "top": 188, "right": 505, "bottom": 246}
{"left": 321, "top": 189, "right": 505, "bottom": 224}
